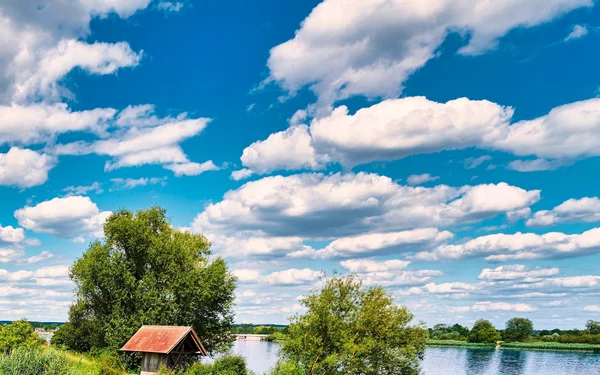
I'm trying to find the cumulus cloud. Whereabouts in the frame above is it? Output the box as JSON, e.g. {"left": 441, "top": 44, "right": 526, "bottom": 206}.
{"left": 265, "top": 268, "right": 322, "bottom": 286}
{"left": 340, "top": 259, "right": 410, "bottom": 273}
{"left": 416, "top": 227, "right": 600, "bottom": 262}
{"left": 527, "top": 197, "right": 600, "bottom": 227}
{"left": 0, "top": 147, "right": 56, "bottom": 188}
{"left": 266, "top": 0, "right": 590, "bottom": 108}
{"left": 240, "top": 97, "right": 600, "bottom": 176}
{"left": 406, "top": 174, "right": 439, "bottom": 186}
{"left": 192, "top": 173, "right": 539, "bottom": 240}
{"left": 230, "top": 169, "right": 254, "bottom": 181}
{"left": 0, "top": 225, "right": 25, "bottom": 245}
{"left": 14, "top": 196, "right": 111, "bottom": 239}
{"left": 292, "top": 228, "right": 452, "bottom": 259}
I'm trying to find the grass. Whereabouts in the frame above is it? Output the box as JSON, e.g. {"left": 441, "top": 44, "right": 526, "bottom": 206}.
{"left": 426, "top": 340, "right": 495, "bottom": 348}
{"left": 501, "top": 341, "right": 600, "bottom": 353}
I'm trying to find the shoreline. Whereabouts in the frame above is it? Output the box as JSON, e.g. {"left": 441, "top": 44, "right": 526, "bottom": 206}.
{"left": 426, "top": 340, "right": 600, "bottom": 353}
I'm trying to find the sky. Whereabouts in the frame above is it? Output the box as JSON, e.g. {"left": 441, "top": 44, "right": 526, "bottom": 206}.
{"left": 1, "top": 0, "right": 600, "bottom": 330}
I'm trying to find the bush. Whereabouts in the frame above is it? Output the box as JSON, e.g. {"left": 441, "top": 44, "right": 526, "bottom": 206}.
{"left": 468, "top": 320, "right": 500, "bottom": 343}
{"left": 266, "top": 360, "right": 303, "bottom": 375}
{"left": 186, "top": 355, "right": 252, "bottom": 375}
{"left": 94, "top": 351, "right": 126, "bottom": 375}
{"left": 0, "top": 320, "right": 46, "bottom": 353}
{"left": 0, "top": 347, "right": 72, "bottom": 375}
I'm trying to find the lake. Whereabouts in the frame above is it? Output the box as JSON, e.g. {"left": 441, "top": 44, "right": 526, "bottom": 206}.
{"left": 230, "top": 341, "right": 600, "bottom": 375}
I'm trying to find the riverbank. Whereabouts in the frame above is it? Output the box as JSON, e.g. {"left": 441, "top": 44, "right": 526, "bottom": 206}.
{"left": 426, "top": 340, "right": 600, "bottom": 353}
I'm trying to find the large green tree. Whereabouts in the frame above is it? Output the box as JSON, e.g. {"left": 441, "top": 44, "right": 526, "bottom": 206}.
{"left": 468, "top": 320, "right": 500, "bottom": 344}
{"left": 503, "top": 318, "right": 533, "bottom": 342}
{"left": 586, "top": 320, "right": 600, "bottom": 335}
{"left": 280, "top": 275, "right": 427, "bottom": 375}
{"left": 65, "top": 206, "right": 237, "bottom": 353}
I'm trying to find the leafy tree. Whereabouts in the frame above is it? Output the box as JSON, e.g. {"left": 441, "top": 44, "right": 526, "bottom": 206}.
{"left": 468, "top": 320, "right": 500, "bottom": 343}
{"left": 586, "top": 320, "right": 600, "bottom": 335}
{"left": 280, "top": 275, "right": 427, "bottom": 375}
{"left": 67, "top": 206, "right": 237, "bottom": 353}
{"left": 503, "top": 318, "right": 534, "bottom": 342}
{"left": 0, "top": 320, "right": 45, "bottom": 352}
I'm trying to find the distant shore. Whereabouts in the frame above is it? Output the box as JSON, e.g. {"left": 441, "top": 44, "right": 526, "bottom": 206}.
{"left": 426, "top": 339, "right": 600, "bottom": 353}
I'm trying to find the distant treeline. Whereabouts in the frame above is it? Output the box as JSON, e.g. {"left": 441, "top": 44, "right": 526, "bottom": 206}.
{"left": 0, "top": 321, "right": 62, "bottom": 331}
{"left": 428, "top": 319, "right": 600, "bottom": 344}
{"left": 234, "top": 324, "right": 288, "bottom": 335}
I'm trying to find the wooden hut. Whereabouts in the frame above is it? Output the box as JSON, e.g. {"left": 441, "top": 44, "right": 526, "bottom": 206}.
{"left": 121, "top": 326, "right": 208, "bottom": 375}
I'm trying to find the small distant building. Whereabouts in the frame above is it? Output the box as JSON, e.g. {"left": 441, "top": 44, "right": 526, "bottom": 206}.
{"left": 121, "top": 325, "right": 208, "bottom": 375}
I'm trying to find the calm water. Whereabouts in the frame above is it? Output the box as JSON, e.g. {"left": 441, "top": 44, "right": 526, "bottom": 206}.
{"left": 230, "top": 341, "right": 600, "bottom": 375}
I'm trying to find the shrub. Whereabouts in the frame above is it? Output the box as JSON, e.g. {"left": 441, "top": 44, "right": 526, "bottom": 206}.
{"left": 0, "top": 347, "right": 72, "bottom": 375}
{"left": 186, "top": 355, "right": 251, "bottom": 375}
{"left": 266, "top": 360, "right": 303, "bottom": 375}
{"left": 94, "top": 351, "right": 126, "bottom": 375}
{"left": 468, "top": 320, "right": 500, "bottom": 343}
{"left": 0, "top": 320, "right": 45, "bottom": 353}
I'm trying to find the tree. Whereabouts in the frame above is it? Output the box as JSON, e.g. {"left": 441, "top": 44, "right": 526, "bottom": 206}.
{"left": 586, "top": 320, "right": 600, "bottom": 335}
{"left": 468, "top": 320, "right": 500, "bottom": 343}
{"left": 67, "top": 206, "right": 237, "bottom": 353}
{"left": 0, "top": 320, "right": 45, "bottom": 352}
{"left": 280, "top": 275, "right": 428, "bottom": 375}
{"left": 503, "top": 318, "right": 533, "bottom": 342}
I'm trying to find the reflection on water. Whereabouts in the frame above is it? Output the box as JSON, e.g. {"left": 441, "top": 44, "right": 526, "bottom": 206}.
{"left": 230, "top": 341, "right": 600, "bottom": 375}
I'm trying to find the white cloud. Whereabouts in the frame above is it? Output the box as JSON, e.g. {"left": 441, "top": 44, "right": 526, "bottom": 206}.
{"left": 527, "top": 197, "right": 600, "bottom": 227}
{"left": 25, "top": 251, "right": 54, "bottom": 264}
{"left": 230, "top": 169, "right": 254, "bottom": 181}
{"left": 240, "top": 125, "right": 325, "bottom": 174}
{"left": 407, "top": 174, "right": 439, "bottom": 186}
{"left": 0, "top": 225, "right": 25, "bottom": 245}
{"left": 416, "top": 227, "right": 600, "bottom": 262}
{"left": 208, "top": 234, "right": 310, "bottom": 259}
{"left": 565, "top": 24, "right": 589, "bottom": 41}
{"left": 157, "top": 1, "right": 184, "bottom": 13}
{"left": 293, "top": 228, "right": 452, "bottom": 259}
{"left": 340, "top": 259, "right": 410, "bottom": 273}
{"left": 14, "top": 196, "right": 111, "bottom": 239}
{"left": 110, "top": 177, "right": 166, "bottom": 190}
{"left": 464, "top": 156, "right": 492, "bottom": 169}
{"left": 232, "top": 269, "right": 261, "bottom": 283}
{"left": 14, "top": 40, "right": 141, "bottom": 101}
{"left": 507, "top": 158, "right": 567, "bottom": 172}
{"left": 0, "top": 147, "right": 56, "bottom": 188}
{"left": 473, "top": 301, "right": 536, "bottom": 312}
{"left": 164, "top": 161, "right": 219, "bottom": 177}
{"left": 265, "top": 268, "right": 321, "bottom": 286}
{"left": 584, "top": 305, "right": 600, "bottom": 312}
{"left": 63, "top": 182, "right": 103, "bottom": 196}
{"left": 192, "top": 172, "right": 539, "bottom": 240}
{"left": 266, "top": 0, "right": 590, "bottom": 108}
{"left": 478, "top": 265, "right": 560, "bottom": 281}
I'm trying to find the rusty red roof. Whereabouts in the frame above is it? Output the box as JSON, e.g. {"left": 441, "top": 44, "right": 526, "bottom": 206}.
{"left": 120, "top": 326, "right": 207, "bottom": 355}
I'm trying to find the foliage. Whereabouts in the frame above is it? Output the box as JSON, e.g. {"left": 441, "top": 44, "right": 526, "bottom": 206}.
{"left": 428, "top": 324, "right": 470, "bottom": 341}
{"left": 503, "top": 318, "right": 534, "bottom": 342}
{"left": 468, "top": 320, "right": 500, "bottom": 344}
{"left": 0, "top": 320, "right": 45, "bottom": 353}
{"left": 154, "top": 355, "right": 252, "bottom": 375}
{"left": 66, "top": 206, "right": 237, "bottom": 354}
{"left": 280, "top": 275, "right": 428, "bottom": 375}
{"left": 266, "top": 360, "right": 303, "bottom": 375}
{"left": 586, "top": 320, "right": 600, "bottom": 335}
{"left": 94, "top": 352, "right": 126, "bottom": 375}
{"left": 0, "top": 347, "right": 72, "bottom": 375}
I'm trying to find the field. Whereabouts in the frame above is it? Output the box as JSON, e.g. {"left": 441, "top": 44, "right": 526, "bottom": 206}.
{"left": 426, "top": 340, "right": 496, "bottom": 348}
{"left": 426, "top": 340, "right": 600, "bottom": 353}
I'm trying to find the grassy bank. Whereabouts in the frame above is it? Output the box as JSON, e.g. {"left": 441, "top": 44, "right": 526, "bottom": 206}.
{"left": 501, "top": 342, "right": 600, "bottom": 352}
{"left": 426, "top": 340, "right": 495, "bottom": 348}
{"left": 426, "top": 340, "right": 600, "bottom": 353}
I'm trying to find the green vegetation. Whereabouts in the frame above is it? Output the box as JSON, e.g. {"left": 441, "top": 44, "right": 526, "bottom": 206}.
{"left": 0, "top": 347, "right": 73, "bottom": 375}
{"left": 428, "top": 324, "right": 470, "bottom": 341}
{"left": 235, "top": 324, "right": 288, "bottom": 335}
{"left": 468, "top": 320, "right": 501, "bottom": 344}
{"left": 278, "top": 275, "right": 428, "bottom": 375}
{"left": 153, "top": 356, "right": 253, "bottom": 375}
{"left": 503, "top": 318, "right": 533, "bottom": 342}
{"left": 0, "top": 320, "right": 46, "bottom": 353}
{"left": 501, "top": 342, "right": 600, "bottom": 352}
{"left": 426, "top": 340, "right": 495, "bottom": 348}
{"left": 57, "top": 206, "right": 237, "bottom": 354}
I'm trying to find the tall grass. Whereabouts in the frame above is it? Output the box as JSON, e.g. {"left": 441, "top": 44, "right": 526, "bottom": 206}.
{"left": 0, "top": 347, "right": 73, "bottom": 375}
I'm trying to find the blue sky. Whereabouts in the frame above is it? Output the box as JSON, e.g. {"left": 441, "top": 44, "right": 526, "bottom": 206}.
{"left": 1, "top": 0, "right": 600, "bottom": 330}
